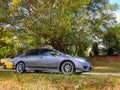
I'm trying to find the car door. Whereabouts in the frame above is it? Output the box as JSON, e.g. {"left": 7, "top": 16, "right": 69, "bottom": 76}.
{"left": 24, "top": 49, "right": 40, "bottom": 68}
{"left": 37, "top": 49, "right": 63, "bottom": 69}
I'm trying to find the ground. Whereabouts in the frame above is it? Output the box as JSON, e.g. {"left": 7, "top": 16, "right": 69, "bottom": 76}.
{"left": 88, "top": 55, "right": 120, "bottom": 72}
{"left": 0, "top": 56, "right": 120, "bottom": 90}
{"left": 0, "top": 71, "right": 120, "bottom": 90}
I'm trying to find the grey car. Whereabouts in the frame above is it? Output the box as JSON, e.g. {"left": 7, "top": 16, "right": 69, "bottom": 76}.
{"left": 11, "top": 48, "right": 92, "bottom": 74}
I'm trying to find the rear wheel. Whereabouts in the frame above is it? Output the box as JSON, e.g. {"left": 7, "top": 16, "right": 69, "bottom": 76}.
{"left": 61, "top": 61, "right": 75, "bottom": 75}
{"left": 16, "top": 62, "right": 25, "bottom": 73}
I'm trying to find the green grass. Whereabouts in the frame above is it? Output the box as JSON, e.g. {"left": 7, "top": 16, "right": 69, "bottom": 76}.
{"left": 0, "top": 71, "right": 120, "bottom": 90}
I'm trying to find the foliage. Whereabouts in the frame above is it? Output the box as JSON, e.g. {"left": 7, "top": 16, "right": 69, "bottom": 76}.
{"left": 103, "top": 26, "right": 120, "bottom": 55}
{"left": 92, "top": 42, "right": 99, "bottom": 56}
{"left": 0, "top": 0, "right": 119, "bottom": 58}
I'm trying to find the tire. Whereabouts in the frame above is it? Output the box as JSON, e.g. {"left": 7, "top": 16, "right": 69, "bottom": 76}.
{"left": 16, "top": 62, "right": 25, "bottom": 73}
{"left": 75, "top": 72, "right": 82, "bottom": 75}
{"left": 61, "top": 61, "right": 75, "bottom": 75}
{"left": 34, "top": 70, "right": 40, "bottom": 73}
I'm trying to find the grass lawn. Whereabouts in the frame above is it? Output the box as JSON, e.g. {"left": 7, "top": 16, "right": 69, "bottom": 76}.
{"left": 88, "top": 56, "right": 120, "bottom": 72}
{"left": 0, "top": 56, "right": 120, "bottom": 90}
{"left": 0, "top": 71, "right": 120, "bottom": 90}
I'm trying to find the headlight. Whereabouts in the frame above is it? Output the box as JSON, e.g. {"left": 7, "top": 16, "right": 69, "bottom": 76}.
{"left": 75, "top": 58, "right": 86, "bottom": 62}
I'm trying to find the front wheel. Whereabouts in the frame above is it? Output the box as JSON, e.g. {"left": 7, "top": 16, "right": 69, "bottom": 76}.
{"left": 35, "top": 70, "right": 41, "bottom": 73}
{"left": 61, "top": 61, "right": 75, "bottom": 75}
{"left": 16, "top": 62, "right": 25, "bottom": 73}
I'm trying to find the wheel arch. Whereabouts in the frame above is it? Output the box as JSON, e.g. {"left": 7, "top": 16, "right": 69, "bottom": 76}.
{"left": 59, "top": 60, "right": 75, "bottom": 71}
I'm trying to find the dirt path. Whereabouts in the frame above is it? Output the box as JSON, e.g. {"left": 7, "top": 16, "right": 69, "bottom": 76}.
{"left": 0, "top": 69, "right": 120, "bottom": 76}
{"left": 83, "top": 72, "right": 120, "bottom": 76}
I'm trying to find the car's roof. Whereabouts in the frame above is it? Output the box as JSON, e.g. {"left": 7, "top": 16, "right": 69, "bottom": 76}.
{"left": 28, "top": 47, "right": 55, "bottom": 51}
{"left": 38, "top": 47, "right": 54, "bottom": 50}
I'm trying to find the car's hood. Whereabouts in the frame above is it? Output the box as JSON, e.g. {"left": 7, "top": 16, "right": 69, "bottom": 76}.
{"left": 64, "top": 54, "right": 85, "bottom": 61}
{"left": 64, "top": 54, "right": 89, "bottom": 63}
{"left": 74, "top": 56, "right": 91, "bottom": 66}
{"left": 74, "top": 57, "right": 87, "bottom": 62}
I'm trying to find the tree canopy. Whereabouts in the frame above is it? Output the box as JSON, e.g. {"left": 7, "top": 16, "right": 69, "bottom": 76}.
{"left": 0, "top": 0, "right": 119, "bottom": 58}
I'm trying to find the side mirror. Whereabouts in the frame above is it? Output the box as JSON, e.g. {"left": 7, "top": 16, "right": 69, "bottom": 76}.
{"left": 50, "top": 52, "right": 57, "bottom": 56}
{"left": 24, "top": 53, "right": 27, "bottom": 56}
{"left": 15, "top": 54, "right": 19, "bottom": 57}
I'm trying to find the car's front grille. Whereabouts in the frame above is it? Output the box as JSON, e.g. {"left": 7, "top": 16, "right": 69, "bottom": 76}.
{"left": 83, "top": 66, "right": 91, "bottom": 70}
{"left": 83, "top": 66, "right": 93, "bottom": 70}
{"left": 83, "top": 66, "right": 88, "bottom": 69}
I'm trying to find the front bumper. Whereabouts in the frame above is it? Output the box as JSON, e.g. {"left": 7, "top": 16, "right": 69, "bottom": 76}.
{"left": 83, "top": 66, "right": 93, "bottom": 72}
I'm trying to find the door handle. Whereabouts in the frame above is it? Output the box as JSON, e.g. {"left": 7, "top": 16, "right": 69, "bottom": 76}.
{"left": 25, "top": 56, "right": 29, "bottom": 58}
{"left": 39, "top": 56, "right": 43, "bottom": 58}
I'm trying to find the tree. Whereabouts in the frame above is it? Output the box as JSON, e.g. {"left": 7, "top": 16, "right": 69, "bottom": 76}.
{"left": 12, "top": 0, "right": 91, "bottom": 53}
{"left": 103, "top": 28, "right": 120, "bottom": 55}
{"left": 92, "top": 42, "right": 99, "bottom": 56}
{"left": 86, "top": 0, "right": 118, "bottom": 41}
{"left": 0, "top": 0, "right": 119, "bottom": 58}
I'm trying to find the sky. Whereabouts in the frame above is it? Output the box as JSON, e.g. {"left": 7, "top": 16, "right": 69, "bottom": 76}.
{"left": 109, "top": 0, "right": 120, "bottom": 23}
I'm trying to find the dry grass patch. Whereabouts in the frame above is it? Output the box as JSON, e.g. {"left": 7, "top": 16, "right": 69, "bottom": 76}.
{"left": 0, "top": 71, "right": 120, "bottom": 90}
{"left": 88, "top": 56, "right": 120, "bottom": 72}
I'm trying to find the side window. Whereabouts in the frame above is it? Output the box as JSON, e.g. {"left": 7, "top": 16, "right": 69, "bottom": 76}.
{"left": 38, "top": 49, "right": 53, "bottom": 56}
{"left": 26, "top": 49, "right": 38, "bottom": 56}
{"left": 42, "top": 51, "right": 51, "bottom": 56}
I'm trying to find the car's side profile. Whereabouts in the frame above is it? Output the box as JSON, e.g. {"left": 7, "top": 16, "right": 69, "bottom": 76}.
{"left": 11, "top": 48, "right": 92, "bottom": 74}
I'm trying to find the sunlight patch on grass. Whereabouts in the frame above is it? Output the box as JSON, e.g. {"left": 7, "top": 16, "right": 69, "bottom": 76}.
{"left": 92, "top": 66, "right": 120, "bottom": 73}
{"left": 94, "top": 66, "right": 109, "bottom": 70}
